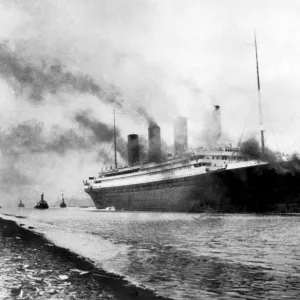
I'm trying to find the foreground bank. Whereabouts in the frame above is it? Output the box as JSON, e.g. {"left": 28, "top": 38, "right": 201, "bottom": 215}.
{"left": 0, "top": 217, "right": 171, "bottom": 300}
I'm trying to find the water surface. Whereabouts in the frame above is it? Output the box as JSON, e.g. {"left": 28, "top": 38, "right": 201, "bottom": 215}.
{"left": 1, "top": 208, "right": 300, "bottom": 299}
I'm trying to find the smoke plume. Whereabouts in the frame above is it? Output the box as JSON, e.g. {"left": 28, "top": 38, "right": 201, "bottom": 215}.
{"left": 0, "top": 121, "right": 90, "bottom": 156}
{"left": 0, "top": 42, "right": 121, "bottom": 106}
{"left": 0, "top": 41, "right": 163, "bottom": 128}
{"left": 74, "top": 110, "right": 127, "bottom": 160}
{"left": 240, "top": 137, "right": 278, "bottom": 163}
{"left": 0, "top": 121, "right": 91, "bottom": 198}
{"left": 136, "top": 105, "right": 157, "bottom": 126}
{"left": 0, "top": 112, "right": 129, "bottom": 204}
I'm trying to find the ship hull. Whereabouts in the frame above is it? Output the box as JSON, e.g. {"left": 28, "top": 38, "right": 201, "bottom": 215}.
{"left": 86, "top": 161, "right": 300, "bottom": 212}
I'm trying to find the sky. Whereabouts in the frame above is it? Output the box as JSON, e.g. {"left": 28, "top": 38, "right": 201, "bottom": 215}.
{"left": 0, "top": 0, "right": 300, "bottom": 206}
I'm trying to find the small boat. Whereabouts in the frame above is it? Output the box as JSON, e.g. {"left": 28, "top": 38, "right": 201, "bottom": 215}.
{"left": 98, "top": 206, "right": 116, "bottom": 211}
{"left": 34, "top": 193, "right": 49, "bottom": 209}
{"left": 18, "top": 200, "right": 25, "bottom": 208}
{"left": 60, "top": 193, "right": 67, "bottom": 208}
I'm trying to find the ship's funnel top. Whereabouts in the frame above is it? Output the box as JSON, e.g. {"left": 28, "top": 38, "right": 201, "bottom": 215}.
{"left": 148, "top": 124, "right": 161, "bottom": 163}
{"left": 213, "top": 105, "right": 221, "bottom": 141}
{"left": 127, "top": 134, "right": 140, "bottom": 166}
{"left": 174, "top": 116, "right": 188, "bottom": 155}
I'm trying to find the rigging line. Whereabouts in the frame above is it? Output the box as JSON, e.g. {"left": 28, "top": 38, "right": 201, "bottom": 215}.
{"left": 267, "top": 97, "right": 300, "bottom": 153}
{"left": 283, "top": 137, "right": 300, "bottom": 154}
{"left": 103, "top": 143, "right": 114, "bottom": 167}
{"left": 266, "top": 120, "right": 281, "bottom": 153}
{"left": 255, "top": 100, "right": 283, "bottom": 152}
{"left": 238, "top": 99, "right": 257, "bottom": 145}
{"left": 113, "top": 105, "right": 118, "bottom": 169}
{"left": 283, "top": 116, "right": 300, "bottom": 150}
{"left": 278, "top": 113, "right": 300, "bottom": 142}
{"left": 283, "top": 141, "right": 300, "bottom": 154}
{"left": 262, "top": 98, "right": 300, "bottom": 142}
{"left": 102, "top": 141, "right": 110, "bottom": 158}
{"left": 282, "top": 134, "right": 300, "bottom": 153}
{"left": 263, "top": 101, "right": 287, "bottom": 128}
{"left": 98, "top": 142, "right": 111, "bottom": 168}
{"left": 253, "top": 96, "right": 300, "bottom": 155}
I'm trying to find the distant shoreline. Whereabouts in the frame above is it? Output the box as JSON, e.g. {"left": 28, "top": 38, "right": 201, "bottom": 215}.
{"left": 1, "top": 209, "right": 300, "bottom": 217}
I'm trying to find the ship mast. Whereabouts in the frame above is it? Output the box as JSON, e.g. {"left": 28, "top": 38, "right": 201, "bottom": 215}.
{"left": 113, "top": 105, "right": 118, "bottom": 169}
{"left": 254, "top": 30, "right": 265, "bottom": 154}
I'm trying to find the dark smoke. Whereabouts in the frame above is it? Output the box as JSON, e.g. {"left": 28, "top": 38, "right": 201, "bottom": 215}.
{"left": 74, "top": 110, "right": 127, "bottom": 160}
{"left": 240, "top": 137, "right": 278, "bottom": 163}
{"left": 0, "top": 42, "right": 163, "bottom": 130}
{"left": 0, "top": 121, "right": 90, "bottom": 156}
{"left": 237, "top": 138, "right": 300, "bottom": 179}
{"left": 0, "top": 42, "right": 121, "bottom": 105}
{"left": 240, "top": 138, "right": 261, "bottom": 159}
{"left": 0, "top": 121, "right": 92, "bottom": 193}
{"left": 136, "top": 105, "right": 156, "bottom": 126}
{"left": 0, "top": 41, "right": 161, "bottom": 129}
{"left": 0, "top": 114, "right": 129, "bottom": 195}
{"left": 74, "top": 111, "right": 115, "bottom": 143}
{"left": 273, "top": 153, "right": 300, "bottom": 176}
{"left": 287, "top": 153, "right": 300, "bottom": 173}
{"left": 0, "top": 115, "right": 130, "bottom": 160}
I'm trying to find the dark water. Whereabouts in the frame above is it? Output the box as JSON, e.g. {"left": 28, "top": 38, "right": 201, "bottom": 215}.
{"left": 1, "top": 208, "right": 300, "bottom": 299}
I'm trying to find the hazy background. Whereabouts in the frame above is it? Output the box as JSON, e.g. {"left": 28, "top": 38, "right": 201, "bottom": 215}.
{"left": 0, "top": 0, "right": 300, "bottom": 206}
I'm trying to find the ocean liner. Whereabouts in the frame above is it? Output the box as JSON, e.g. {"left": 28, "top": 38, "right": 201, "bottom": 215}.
{"left": 83, "top": 34, "right": 300, "bottom": 213}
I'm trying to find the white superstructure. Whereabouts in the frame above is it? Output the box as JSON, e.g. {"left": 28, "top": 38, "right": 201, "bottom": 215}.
{"left": 84, "top": 147, "right": 266, "bottom": 190}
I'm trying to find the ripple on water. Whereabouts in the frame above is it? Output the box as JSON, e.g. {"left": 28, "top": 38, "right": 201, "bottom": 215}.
{"left": 1, "top": 209, "right": 300, "bottom": 300}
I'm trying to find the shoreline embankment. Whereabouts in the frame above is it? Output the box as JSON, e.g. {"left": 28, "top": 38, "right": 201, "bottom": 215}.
{"left": 0, "top": 217, "right": 171, "bottom": 300}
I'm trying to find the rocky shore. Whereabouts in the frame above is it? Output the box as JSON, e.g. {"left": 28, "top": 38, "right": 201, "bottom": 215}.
{"left": 0, "top": 217, "right": 170, "bottom": 300}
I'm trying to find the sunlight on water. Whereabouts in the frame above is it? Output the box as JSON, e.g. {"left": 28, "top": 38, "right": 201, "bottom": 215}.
{"left": 1, "top": 208, "right": 300, "bottom": 300}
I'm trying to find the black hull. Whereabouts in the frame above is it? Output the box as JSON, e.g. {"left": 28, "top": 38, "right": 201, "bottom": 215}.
{"left": 86, "top": 161, "right": 300, "bottom": 213}
{"left": 34, "top": 202, "right": 49, "bottom": 209}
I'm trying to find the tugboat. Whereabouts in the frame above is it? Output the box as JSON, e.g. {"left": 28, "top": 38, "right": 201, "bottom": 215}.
{"left": 60, "top": 193, "right": 67, "bottom": 208}
{"left": 34, "top": 193, "right": 49, "bottom": 209}
{"left": 18, "top": 200, "right": 25, "bottom": 208}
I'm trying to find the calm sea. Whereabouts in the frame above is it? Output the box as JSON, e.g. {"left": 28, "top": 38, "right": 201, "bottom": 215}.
{"left": 1, "top": 208, "right": 300, "bottom": 300}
